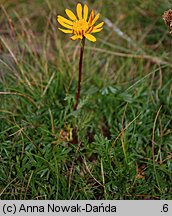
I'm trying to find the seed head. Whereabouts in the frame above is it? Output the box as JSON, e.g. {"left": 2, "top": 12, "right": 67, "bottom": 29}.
{"left": 162, "top": 9, "right": 172, "bottom": 34}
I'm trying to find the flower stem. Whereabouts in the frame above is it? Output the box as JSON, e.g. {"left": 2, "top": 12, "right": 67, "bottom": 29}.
{"left": 74, "top": 37, "right": 85, "bottom": 111}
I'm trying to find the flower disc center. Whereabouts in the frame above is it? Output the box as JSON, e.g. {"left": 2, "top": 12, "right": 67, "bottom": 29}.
{"left": 73, "top": 19, "right": 89, "bottom": 31}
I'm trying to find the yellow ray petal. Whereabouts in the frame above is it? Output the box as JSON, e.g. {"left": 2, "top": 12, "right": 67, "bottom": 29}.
{"left": 76, "top": 3, "right": 82, "bottom": 19}
{"left": 92, "top": 13, "right": 100, "bottom": 26}
{"left": 65, "top": 9, "right": 77, "bottom": 21}
{"left": 57, "top": 18, "right": 73, "bottom": 29}
{"left": 94, "top": 22, "right": 104, "bottom": 29}
{"left": 84, "top": 33, "right": 96, "bottom": 42}
{"left": 91, "top": 28, "right": 103, "bottom": 33}
{"left": 78, "top": 35, "right": 83, "bottom": 39}
{"left": 88, "top": 10, "right": 94, "bottom": 25}
{"left": 58, "top": 28, "right": 73, "bottom": 34}
{"left": 83, "top": 4, "right": 88, "bottom": 21}
{"left": 57, "top": 15, "right": 73, "bottom": 25}
{"left": 86, "top": 26, "right": 94, "bottom": 33}
{"left": 71, "top": 35, "right": 79, "bottom": 40}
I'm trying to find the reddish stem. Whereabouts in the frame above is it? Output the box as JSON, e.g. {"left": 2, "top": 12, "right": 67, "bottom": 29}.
{"left": 74, "top": 37, "right": 85, "bottom": 111}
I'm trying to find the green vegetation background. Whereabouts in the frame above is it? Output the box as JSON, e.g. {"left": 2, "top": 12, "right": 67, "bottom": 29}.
{"left": 0, "top": 0, "right": 172, "bottom": 199}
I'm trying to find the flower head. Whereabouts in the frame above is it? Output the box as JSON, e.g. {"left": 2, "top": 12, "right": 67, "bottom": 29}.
{"left": 57, "top": 3, "right": 104, "bottom": 42}
{"left": 162, "top": 9, "right": 172, "bottom": 34}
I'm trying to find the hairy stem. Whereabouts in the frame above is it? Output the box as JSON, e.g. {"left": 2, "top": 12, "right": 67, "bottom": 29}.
{"left": 74, "top": 37, "right": 85, "bottom": 111}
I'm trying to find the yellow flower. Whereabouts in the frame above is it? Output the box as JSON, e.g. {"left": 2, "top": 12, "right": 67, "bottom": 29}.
{"left": 57, "top": 3, "right": 104, "bottom": 42}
